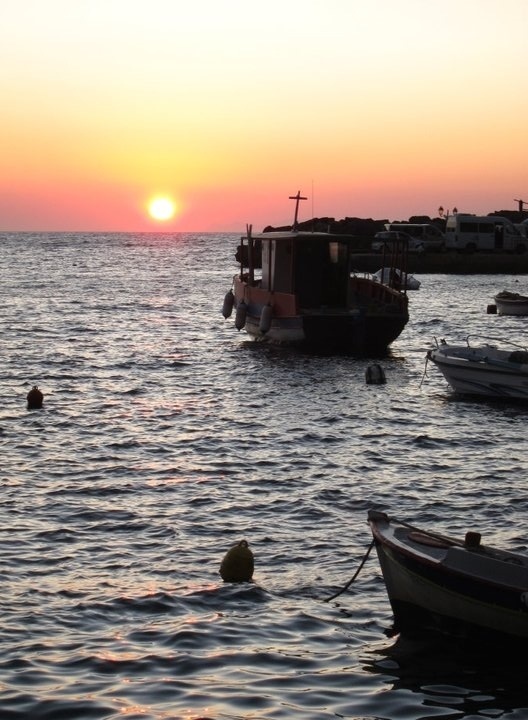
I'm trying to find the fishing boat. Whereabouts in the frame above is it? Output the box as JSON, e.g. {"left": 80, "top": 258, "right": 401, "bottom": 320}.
{"left": 426, "top": 337, "right": 528, "bottom": 399}
{"left": 222, "top": 192, "right": 409, "bottom": 355}
{"left": 494, "top": 290, "right": 528, "bottom": 316}
{"left": 367, "top": 509, "right": 528, "bottom": 644}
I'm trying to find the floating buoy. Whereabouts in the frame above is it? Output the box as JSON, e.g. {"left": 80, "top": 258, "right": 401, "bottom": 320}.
{"left": 27, "top": 385, "right": 44, "bottom": 409}
{"left": 487, "top": 304, "right": 497, "bottom": 314}
{"left": 365, "top": 364, "right": 386, "bottom": 385}
{"left": 222, "top": 289, "right": 234, "bottom": 319}
{"left": 219, "top": 539, "right": 254, "bottom": 582}
{"left": 234, "top": 300, "right": 247, "bottom": 331}
{"left": 259, "top": 304, "right": 273, "bottom": 334}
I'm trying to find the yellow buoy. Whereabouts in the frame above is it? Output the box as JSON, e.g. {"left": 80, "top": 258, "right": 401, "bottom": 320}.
{"left": 219, "top": 539, "right": 254, "bottom": 582}
{"left": 27, "top": 385, "right": 44, "bottom": 410}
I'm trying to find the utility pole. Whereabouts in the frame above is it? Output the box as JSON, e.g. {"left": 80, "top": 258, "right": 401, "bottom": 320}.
{"left": 514, "top": 198, "right": 527, "bottom": 217}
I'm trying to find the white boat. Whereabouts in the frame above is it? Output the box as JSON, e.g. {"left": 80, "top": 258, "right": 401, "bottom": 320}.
{"left": 368, "top": 509, "right": 528, "bottom": 645}
{"left": 494, "top": 290, "right": 528, "bottom": 316}
{"left": 427, "top": 337, "right": 528, "bottom": 399}
{"left": 373, "top": 267, "right": 420, "bottom": 290}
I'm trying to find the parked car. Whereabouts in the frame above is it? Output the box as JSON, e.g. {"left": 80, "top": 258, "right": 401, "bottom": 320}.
{"left": 372, "top": 230, "right": 425, "bottom": 253}
{"left": 384, "top": 223, "right": 446, "bottom": 251}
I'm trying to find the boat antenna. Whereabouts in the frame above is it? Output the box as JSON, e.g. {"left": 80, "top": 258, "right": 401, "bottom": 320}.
{"left": 289, "top": 191, "right": 307, "bottom": 230}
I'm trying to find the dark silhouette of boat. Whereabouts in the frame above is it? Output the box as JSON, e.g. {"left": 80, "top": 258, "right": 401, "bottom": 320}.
{"left": 368, "top": 510, "right": 528, "bottom": 646}
{"left": 222, "top": 193, "right": 409, "bottom": 355}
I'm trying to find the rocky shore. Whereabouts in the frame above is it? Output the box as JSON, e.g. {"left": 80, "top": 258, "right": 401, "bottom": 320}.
{"left": 264, "top": 210, "right": 528, "bottom": 274}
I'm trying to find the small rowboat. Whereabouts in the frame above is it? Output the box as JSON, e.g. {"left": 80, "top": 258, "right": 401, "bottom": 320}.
{"left": 494, "top": 290, "right": 528, "bottom": 316}
{"left": 368, "top": 510, "right": 528, "bottom": 645}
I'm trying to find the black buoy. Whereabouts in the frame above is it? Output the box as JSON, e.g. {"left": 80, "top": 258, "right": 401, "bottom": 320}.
{"left": 365, "top": 364, "right": 386, "bottom": 385}
{"left": 27, "top": 385, "right": 44, "bottom": 410}
{"left": 219, "top": 539, "right": 254, "bottom": 582}
{"left": 487, "top": 304, "right": 497, "bottom": 314}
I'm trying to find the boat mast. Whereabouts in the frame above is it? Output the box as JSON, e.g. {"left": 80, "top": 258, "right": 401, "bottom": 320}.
{"left": 246, "top": 224, "right": 254, "bottom": 284}
{"left": 289, "top": 191, "right": 307, "bottom": 230}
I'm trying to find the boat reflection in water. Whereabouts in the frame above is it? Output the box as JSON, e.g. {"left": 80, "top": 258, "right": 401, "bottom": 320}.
{"left": 222, "top": 192, "right": 410, "bottom": 356}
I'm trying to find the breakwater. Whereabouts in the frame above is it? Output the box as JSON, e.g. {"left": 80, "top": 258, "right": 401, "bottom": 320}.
{"left": 350, "top": 251, "right": 528, "bottom": 274}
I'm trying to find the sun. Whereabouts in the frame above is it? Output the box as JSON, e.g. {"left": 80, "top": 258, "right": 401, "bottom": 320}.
{"left": 148, "top": 196, "right": 176, "bottom": 221}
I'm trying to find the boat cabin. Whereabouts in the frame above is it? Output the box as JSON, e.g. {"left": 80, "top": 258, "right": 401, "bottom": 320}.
{"left": 258, "top": 232, "right": 352, "bottom": 308}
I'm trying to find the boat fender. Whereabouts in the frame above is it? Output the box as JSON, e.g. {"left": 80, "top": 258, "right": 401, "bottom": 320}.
{"left": 234, "top": 301, "right": 247, "bottom": 330}
{"left": 487, "top": 304, "right": 497, "bottom": 314}
{"left": 259, "top": 304, "right": 273, "bottom": 334}
{"left": 219, "top": 539, "right": 254, "bottom": 582}
{"left": 27, "top": 385, "right": 44, "bottom": 410}
{"left": 365, "top": 364, "right": 386, "bottom": 385}
{"left": 222, "top": 289, "right": 235, "bottom": 319}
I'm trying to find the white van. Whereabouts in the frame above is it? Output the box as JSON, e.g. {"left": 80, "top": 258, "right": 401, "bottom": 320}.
{"left": 384, "top": 223, "right": 445, "bottom": 251}
{"left": 445, "top": 214, "right": 526, "bottom": 253}
{"left": 516, "top": 218, "right": 528, "bottom": 238}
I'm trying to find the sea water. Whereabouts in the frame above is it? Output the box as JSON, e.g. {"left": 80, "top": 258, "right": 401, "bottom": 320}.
{"left": 1, "top": 231, "right": 528, "bottom": 719}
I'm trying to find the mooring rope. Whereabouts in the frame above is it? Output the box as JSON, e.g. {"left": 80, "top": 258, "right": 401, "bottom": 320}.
{"left": 418, "top": 352, "right": 430, "bottom": 389}
{"left": 324, "top": 538, "right": 375, "bottom": 602}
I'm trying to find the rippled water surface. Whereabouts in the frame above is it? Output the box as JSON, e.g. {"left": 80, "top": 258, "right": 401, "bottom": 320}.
{"left": 1, "top": 232, "right": 528, "bottom": 719}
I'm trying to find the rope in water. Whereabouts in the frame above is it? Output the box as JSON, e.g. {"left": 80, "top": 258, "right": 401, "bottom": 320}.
{"left": 324, "top": 538, "right": 375, "bottom": 602}
{"left": 323, "top": 512, "right": 464, "bottom": 603}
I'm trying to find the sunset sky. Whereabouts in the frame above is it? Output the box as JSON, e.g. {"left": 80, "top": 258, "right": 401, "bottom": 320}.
{"left": 1, "top": 0, "right": 527, "bottom": 232}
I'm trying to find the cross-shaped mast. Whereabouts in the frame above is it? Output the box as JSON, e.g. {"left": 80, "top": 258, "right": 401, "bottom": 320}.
{"left": 289, "top": 191, "right": 307, "bottom": 230}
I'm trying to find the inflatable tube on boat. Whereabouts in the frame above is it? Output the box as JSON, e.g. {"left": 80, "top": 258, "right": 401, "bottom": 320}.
{"left": 222, "top": 289, "right": 234, "bottom": 319}
{"left": 235, "top": 301, "right": 247, "bottom": 330}
{"left": 259, "top": 304, "right": 272, "bottom": 334}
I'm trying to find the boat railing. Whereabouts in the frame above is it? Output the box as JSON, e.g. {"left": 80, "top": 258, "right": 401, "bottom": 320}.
{"left": 433, "top": 335, "right": 528, "bottom": 352}
{"left": 378, "top": 236, "right": 409, "bottom": 294}
{"left": 465, "top": 335, "right": 528, "bottom": 351}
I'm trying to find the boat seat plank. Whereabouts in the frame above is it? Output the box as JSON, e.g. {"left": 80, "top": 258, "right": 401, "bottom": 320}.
{"left": 444, "top": 546, "right": 528, "bottom": 589}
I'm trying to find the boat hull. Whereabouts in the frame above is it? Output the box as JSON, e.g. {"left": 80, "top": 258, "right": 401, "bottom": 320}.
{"left": 428, "top": 344, "right": 528, "bottom": 399}
{"left": 494, "top": 292, "right": 528, "bottom": 316}
{"left": 233, "top": 276, "right": 408, "bottom": 355}
{"left": 376, "top": 541, "right": 528, "bottom": 641}
{"left": 495, "top": 300, "right": 528, "bottom": 316}
{"left": 243, "top": 309, "right": 407, "bottom": 354}
{"left": 368, "top": 511, "right": 528, "bottom": 644}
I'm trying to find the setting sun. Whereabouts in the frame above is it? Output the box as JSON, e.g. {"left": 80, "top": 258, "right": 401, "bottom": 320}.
{"left": 148, "top": 196, "right": 176, "bottom": 222}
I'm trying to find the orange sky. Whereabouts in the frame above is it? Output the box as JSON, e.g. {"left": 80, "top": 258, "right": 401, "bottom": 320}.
{"left": 1, "top": 0, "right": 527, "bottom": 232}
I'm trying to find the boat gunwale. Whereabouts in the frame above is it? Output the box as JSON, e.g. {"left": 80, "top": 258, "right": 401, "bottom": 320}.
{"left": 368, "top": 512, "right": 528, "bottom": 595}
